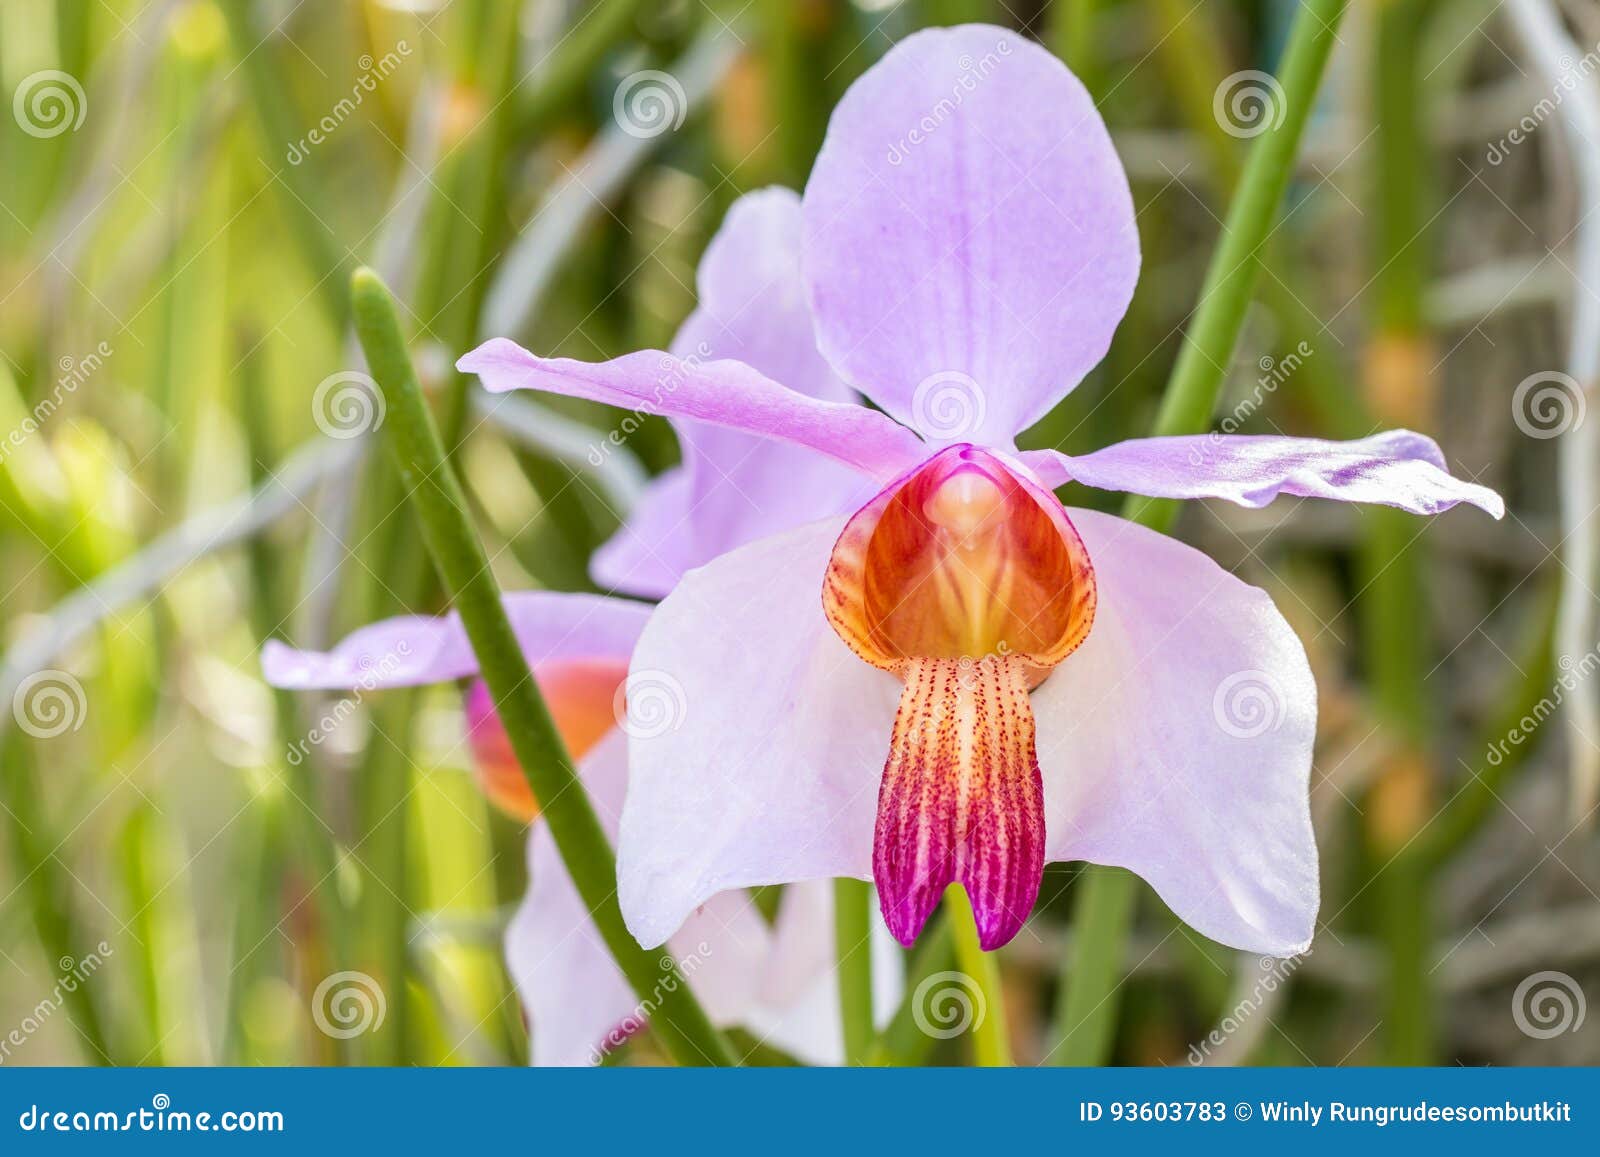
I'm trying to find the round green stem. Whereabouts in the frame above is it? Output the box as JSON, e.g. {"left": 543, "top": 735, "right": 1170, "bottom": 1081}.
{"left": 349, "top": 267, "right": 737, "bottom": 1067}
{"left": 943, "top": 886, "right": 1012, "bottom": 1066}
{"left": 833, "top": 878, "right": 875, "bottom": 1065}
{"left": 1052, "top": 0, "right": 1351, "bottom": 1066}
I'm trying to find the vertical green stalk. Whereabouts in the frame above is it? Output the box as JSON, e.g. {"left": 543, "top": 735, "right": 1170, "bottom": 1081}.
{"left": 1367, "top": 0, "right": 1437, "bottom": 1066}
{"left": 943, "top": 886, "right": 1011, "bottom": 1066}
{"left": 868, "top": 913, "right": 953, "bottom": 1065}
{"left": 218, "top": 0, "right": 350, "bottom": 323}
{"left": 350, "top": 267, "right": 738, "bottom": 1067}
{"left": 833, "top": 878, "right": 875, "bottom": 1065}
{"left": 1051, "top": 0, "right": 1350, "bottom": 1066}
{"left": 1050, "top": 863, "right": 1137, "bottom": 1064}
{"left": 762, "top": 0, "right": 834, "bottom": 188}
{"left": 1048, "top": 0, "right": 1099, "bottom": 83}
{"left": 0, "top": 734, "right": 113, "bottom": 1063}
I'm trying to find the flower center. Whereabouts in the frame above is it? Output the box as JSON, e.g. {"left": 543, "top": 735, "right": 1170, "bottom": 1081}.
{"left": 821, "top": 445, "right": 1097, "bottom": 950}
{"left": 825, "top": 444, "right": 1096, "bottom": 673}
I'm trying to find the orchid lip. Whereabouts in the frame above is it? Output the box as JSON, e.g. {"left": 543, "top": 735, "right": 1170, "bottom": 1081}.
{"left": 822, "top": 445, "right": 1097, "bottom": 948}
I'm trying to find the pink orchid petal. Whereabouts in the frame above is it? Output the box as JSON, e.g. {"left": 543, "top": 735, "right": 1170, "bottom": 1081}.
{"left": 617, "top": 514, "right": 1317, "bottom": 955}
{"left": 1022, "top": 430, "right": 1504, "bottom": 519}
{"left": 803, "top": 25, "right": 1138, "bottom": 446}
{"left": 260, "top": 591, "right": 650, "bottom": 689}
{"left": 1035, "top": 510, "right": 1319, "bottom": 955}
{"left": 616, "top": 518, "right": 898, "bottom": 948}
{"left": 458, "top": 338, "right": 926, "bottom": 480}
{"left": 594, "top": 189, "right": 876, "bottom": 597}
{"left": 588, "top": 465, "right": 699, "bottom": 599}
{"left": 509, "top": 730, "right": 898, "bottom": 1065}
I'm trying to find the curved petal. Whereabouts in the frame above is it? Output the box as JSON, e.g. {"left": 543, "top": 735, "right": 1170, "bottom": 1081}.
{"left": 616, "top": 518, "right": 898, "bottom": 948}
{"left": 1022, "top": 430, "right": 1504, "bottom": 519}
{"left": 803, "top": 25, "right": 1138, "bottom": 445}
{"left": 509, "top": 731, "right": 895, "bottom": 1066}
{"left": 1033, "top": 511, "right": 1319, "bottom": 955}
{"left": 593, "top": 189, "right": 877, "bottom": 597}
{"left": 459, "top": 338, "right": 926, "bottom": 481}
{"left": 260, "top": 591, "right": 650, "bottom": 690}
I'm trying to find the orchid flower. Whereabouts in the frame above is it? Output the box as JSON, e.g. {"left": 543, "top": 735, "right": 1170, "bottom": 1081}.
{"left": 458, "top": 26, "right": 1504, "bottom": 955}
{"left": 261, "top": 187, "right": 902, "bottom": 1063}
{"left": 263, "top": 594, "right": 898, "bottom": 1065}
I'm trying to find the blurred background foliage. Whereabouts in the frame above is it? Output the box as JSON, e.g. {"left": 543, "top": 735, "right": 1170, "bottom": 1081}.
{"left": 1, "top": 0, "right": 1597, "bottom": 1066}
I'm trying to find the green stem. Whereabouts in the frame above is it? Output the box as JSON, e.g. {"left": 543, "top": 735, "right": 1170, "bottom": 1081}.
{"left": 1048, "top": 0, "right": 1099, "bottom": 84}
{"left": 833, "top": 878, "right": 875, "bottom": 1065}
{"left": 1052, "top": 0, "right": 1350, "bottom": 1065}
{"left": 1050, "top": 864, "right": 1136, "bottom": 1065}
{"left": 868, "top": 915, "right": 953, "bottom": 1065}
{"left": 943, "top": 886, "right": 1011, "bottom": 1066}
{"left": 1413, "top": 583, "right": 1561, "bottom": 868}
{"left": 1367, "top": 0, "right": 1438, "bottom": 1065}
{"left": 350, "top": 267, "right": 737, "bottom": 1067}
{"left": 218, "top": 0, "right": 350, "bottom": 323}
{"left": 0, "top": 733, "right": 114, "bottom": 1063}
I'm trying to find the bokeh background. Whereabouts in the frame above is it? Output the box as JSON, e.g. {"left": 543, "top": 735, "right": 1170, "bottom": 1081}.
{"left": 2, "top": 0, "right": 1599, "bottom": 1066}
